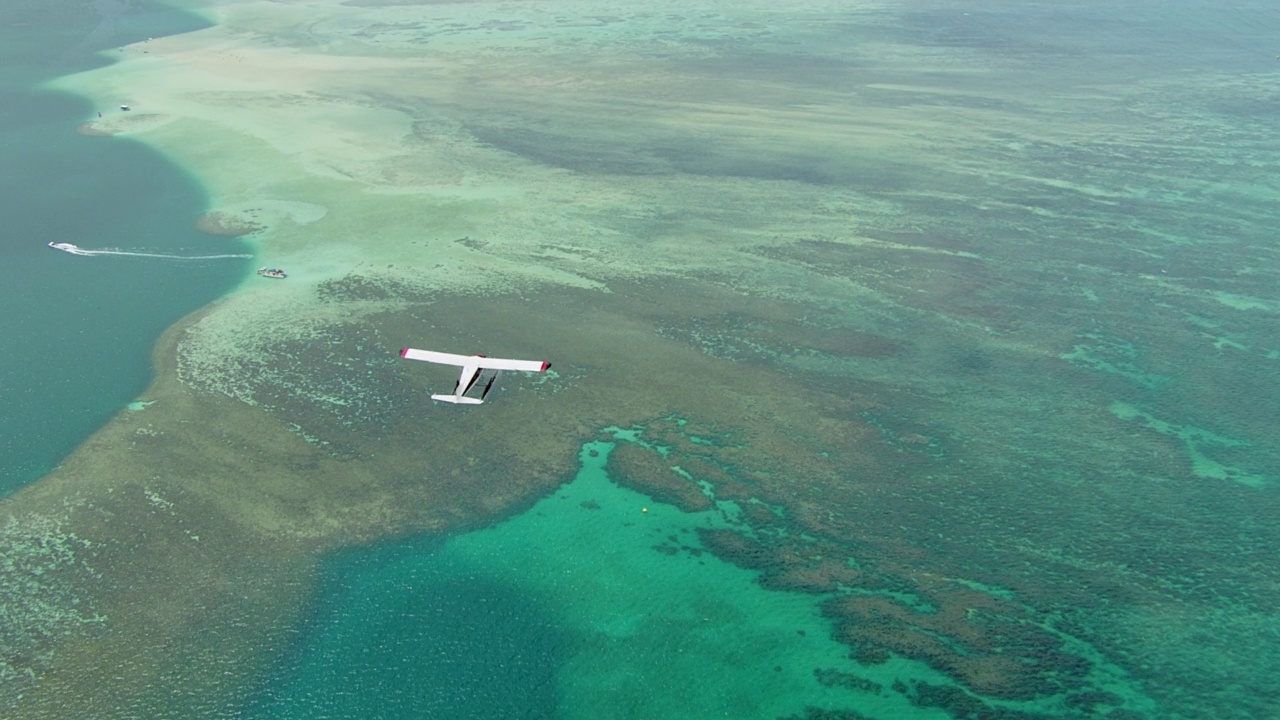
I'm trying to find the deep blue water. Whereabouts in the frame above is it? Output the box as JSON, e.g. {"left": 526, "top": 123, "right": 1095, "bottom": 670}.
{"left": 244, "top": 535, "right": 563, "bottom": 720}
{"left": 0, "top": 0, "right": 249, "bottom": 495}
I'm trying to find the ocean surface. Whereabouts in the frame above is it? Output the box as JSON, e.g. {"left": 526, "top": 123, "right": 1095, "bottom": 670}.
{"left": 2, "top": 1, "right": 1279, "bottom": 719}
{"left": 0, "top": 0, "right": 248, "bottom": 495}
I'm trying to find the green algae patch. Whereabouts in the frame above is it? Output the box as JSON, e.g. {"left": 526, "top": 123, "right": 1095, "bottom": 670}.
{"left": 1211, "top": 292, "right": 1274, "bottom": 312}
{"left": 1109, "top": 402, "right": 1271, "bottom": 488}
{"left": 1060, "top": 335, "right": 1170, "bottom": 390}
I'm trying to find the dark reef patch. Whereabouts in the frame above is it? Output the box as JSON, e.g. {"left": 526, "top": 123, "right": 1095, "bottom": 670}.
{"left": 596, "top": 409, "right": 1118, "bottom": 711}
{"left": 196, "top": 211, "right": 265, "bottom": 237}
{"left": 315, "top": 272, "right": 432, "bottom": 304}
{"left": 207, "top": 320, "right": 424, "bottom": 458}
{"left": 779, "top": 706, "right": 878, "bottom": 720}
{"left": 607, "top": 441, "right": 714, "bottom": 513}
{"left": 901, "top": 681, "right": 1065, "bottom": 720}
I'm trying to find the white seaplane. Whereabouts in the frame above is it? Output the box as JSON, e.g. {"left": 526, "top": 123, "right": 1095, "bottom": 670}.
{"left": 400, "top": 347, "right": 550, "bottom": 405}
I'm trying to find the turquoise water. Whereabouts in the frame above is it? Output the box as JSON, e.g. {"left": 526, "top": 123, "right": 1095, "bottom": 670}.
{"left": 245, "top": 442, "right": 969, "bottom": 720}
{"left": 245, "top": 538, "right": 563, "bottom": 719}
{"left": 3, "top": 1, "right": 1280, "bottom": 718}
{"left": 0, "top": 0, "right": 249, "bottom": 495}
{"left": 242, "top": 3, "right": 1279, "bottom": 718}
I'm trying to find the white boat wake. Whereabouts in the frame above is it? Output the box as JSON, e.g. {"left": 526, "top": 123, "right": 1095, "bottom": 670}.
{"left": 48, "top": 242, "right": 250, "bottom": 260}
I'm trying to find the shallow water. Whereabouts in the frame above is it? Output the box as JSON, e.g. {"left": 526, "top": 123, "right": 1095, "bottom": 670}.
{"left": 245, "top": 440, "right": 965, "bottom": 719}
{"left": 3, "top": 1, "right": 1279, "bottom": 719}
{"left": 0, "top": 0, "right": 248, "bottom": 496}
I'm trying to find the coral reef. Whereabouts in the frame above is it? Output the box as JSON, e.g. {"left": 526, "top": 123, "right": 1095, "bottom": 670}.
{"left": 0, "top": 504, "right": 103, "bottom": 707}
{"left": 195, "top": 211, "right": 265, "bottom": 237}
{"left": 603, "top": 411, "right": 1115, "bottom": 711}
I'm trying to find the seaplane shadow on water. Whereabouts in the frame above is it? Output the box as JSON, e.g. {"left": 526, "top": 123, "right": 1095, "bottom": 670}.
{"left": 400, "top": 347, "right": 550, "bottom": 405}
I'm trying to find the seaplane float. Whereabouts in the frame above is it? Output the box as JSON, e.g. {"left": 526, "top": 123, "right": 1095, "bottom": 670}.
{"left": 400, "top": 347, "right": 550, "bottom": 405}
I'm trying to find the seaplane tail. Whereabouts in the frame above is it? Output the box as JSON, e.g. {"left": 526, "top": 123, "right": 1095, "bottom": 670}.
{"left": 400, "top": 347, "right": 550, "bottom": 406}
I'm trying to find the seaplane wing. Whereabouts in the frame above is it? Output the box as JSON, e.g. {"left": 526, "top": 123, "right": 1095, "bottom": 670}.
{"left": 400, "top": 347, "right": 550, "bottom": 405}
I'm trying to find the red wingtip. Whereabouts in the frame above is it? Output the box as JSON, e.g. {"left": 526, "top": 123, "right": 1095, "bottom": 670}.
{"left": 540, "top": 361, "right": 551, "bottom": 372}
{"left": 399, "top": 347, "right": 409, "bottom": 357}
